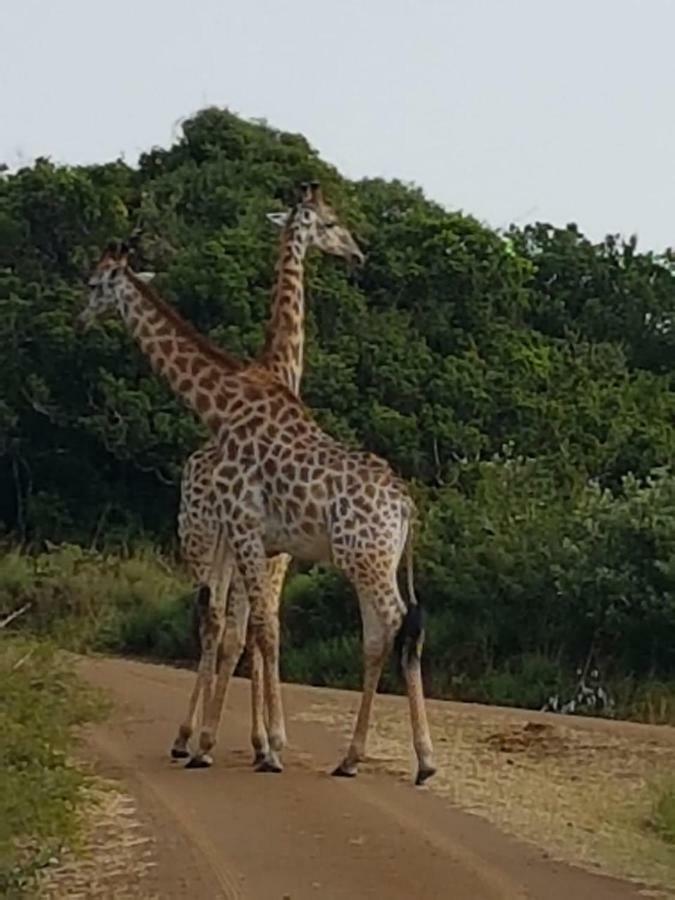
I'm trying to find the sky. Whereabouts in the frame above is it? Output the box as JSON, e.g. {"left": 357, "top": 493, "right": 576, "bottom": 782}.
{"left": 2, "top": 0, "right": 674, "bottom": 249}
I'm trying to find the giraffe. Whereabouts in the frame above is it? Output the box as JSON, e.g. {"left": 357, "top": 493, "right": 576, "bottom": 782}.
{"left": 78, "top": 239, "right": 436, "bottom": 786}
{"left": 171, "top": 182, "right": 364, "bottom": 772}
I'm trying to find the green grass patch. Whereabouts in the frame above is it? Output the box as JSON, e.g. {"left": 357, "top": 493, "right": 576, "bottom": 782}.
{"left": 649, "top": 779, "right": 675, "bottom": 846}
{"left": 0, "top": 637, "right": 106, "bottom": 896}
{"left": 0, "top": 543, "right": 196, "bottom": 660}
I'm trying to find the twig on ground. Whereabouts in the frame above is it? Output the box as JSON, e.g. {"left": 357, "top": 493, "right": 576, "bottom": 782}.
{"left": 0, "top": 602, "right": 31, "bottom": 630}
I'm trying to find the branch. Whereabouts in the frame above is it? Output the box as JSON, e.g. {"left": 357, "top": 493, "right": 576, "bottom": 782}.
{"left": 12, "top": 646, "right": 35, "bottom": 671}
{"left": 21, "top": 388, "right": 61, "bottom": 422}
{"left": 0, "top": 602, "right": 31, "bottom": 630}
{"left": 135, "top": 459, "right": 177, "bottom": 486}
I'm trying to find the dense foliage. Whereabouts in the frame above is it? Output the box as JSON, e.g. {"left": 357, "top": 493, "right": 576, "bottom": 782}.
{"left": 1, "top": 108, "right": 674, "bottom": 701}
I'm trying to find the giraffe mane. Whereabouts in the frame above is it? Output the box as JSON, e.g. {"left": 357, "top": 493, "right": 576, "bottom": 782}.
{"left": 127, "top": 270, "right": 247, "bottom": 373}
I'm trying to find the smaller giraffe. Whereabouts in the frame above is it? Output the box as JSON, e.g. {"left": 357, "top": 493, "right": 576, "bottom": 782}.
{"left": 173, "top": 183, "right": 364, "bottom": 771}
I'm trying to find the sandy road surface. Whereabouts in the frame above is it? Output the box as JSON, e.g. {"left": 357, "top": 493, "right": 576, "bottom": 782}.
{"left": 77, "top": 656, "right": 658, "bottom": 900}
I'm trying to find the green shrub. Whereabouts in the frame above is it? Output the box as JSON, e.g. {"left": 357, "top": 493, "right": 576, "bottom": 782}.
{"left": 442, "top": 653, "right": 564, "bottom": 709}
{"left": 283, "top": 634, "right": 362, "bottom": 690}
{"left": 612, "top": 680, "right": 675, "bottom": 726}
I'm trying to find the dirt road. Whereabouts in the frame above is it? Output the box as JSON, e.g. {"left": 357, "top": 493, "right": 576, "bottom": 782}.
{"left": 77, "top": 656, "right": 658, "bottom": 900}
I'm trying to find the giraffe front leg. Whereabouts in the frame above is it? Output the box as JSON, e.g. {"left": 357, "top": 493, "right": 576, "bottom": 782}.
{"left": 227, "top": 533, "right": 286, "bottom": 773}
{"left": 182, "top": 606, "right": 225, "bottom": 768}
{"left": 182, "top": 534, "right": 233, "bottom": 768}
{"left": 187, "top": 570, "right": 247, "bottom": 769}
{"left": 171, "top": 584, "right": 211, "bottom": 759}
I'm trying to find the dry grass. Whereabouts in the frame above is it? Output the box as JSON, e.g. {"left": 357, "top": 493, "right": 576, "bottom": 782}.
{"left": 293, "top": 696, "right": 675, "bottom": 894}
{"left": 37, "top": 779, "right": 158, "bottom": 900}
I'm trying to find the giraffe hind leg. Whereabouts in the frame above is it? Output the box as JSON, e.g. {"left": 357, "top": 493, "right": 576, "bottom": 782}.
{"left": 398, "top": 604, "right": 436, "bottom": 785}
{"left": 249, "top": 634, "right": 269, "bottom": 766}
{"left": 331, "top": 552, "right": 436, "bottom": 785}
{"left": 332, "top": 585, "right": 393, "bottom": 778}
{"left": 252, "top": 616, "right": 285, "bottom": 774}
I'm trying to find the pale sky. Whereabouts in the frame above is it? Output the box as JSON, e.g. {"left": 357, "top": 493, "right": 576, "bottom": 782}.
{"left": 2, "top": 0, "right": 674, "bottom": 249}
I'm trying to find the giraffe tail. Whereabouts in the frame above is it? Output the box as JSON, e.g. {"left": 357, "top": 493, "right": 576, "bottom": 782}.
{"left": 394, "top": 509, "right": 425, "bottom": 674}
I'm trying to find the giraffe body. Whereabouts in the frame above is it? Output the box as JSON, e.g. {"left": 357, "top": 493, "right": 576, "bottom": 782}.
{"left": 80, "top": 227, "right": 436, "bottom": 784}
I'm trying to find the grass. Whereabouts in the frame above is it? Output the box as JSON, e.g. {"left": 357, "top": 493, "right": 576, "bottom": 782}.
{"left": 0, "top": 543, "right": 195, "bottom": 658}
{"left": 650, "top": 779, "right": 675, "bottom": 846}
{"left": 0, "top": 637, "right": 106, "bottom": 897}
{"left": 615, "top": 680, "right": 675, "bottom": 727}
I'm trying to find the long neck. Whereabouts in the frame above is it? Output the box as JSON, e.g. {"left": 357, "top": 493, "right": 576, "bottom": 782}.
{"left": 114, "top": 273, "right": 245, "bottom": 431}
{"left": 259, "top": 221, "right": 311, "bottom": 395}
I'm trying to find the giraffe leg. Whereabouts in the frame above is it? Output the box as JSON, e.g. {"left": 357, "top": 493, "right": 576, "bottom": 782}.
{"left": 254, "top": 611, "right": 286, "bottom": 773}
{"left": 252, "top": 553, "right": 288, "bottom": 772}
{"left": 170, "top": 584, "right": 217, "bottom": 759}
{"left": 174, "top": 484, "right": 218, "bottom": 758}
{"left": 399, "top": 606, "right": 436, "bottom": 785}
{"left": 187, "top": 570, "right": 248, "bottom": 768}
{"left": 179, "top": 534, "right": 233, "bottom": 768}
{"left": 332, "top": 592, "right": 392, "bottom": 778}
{"left": 248, "top": 633, "right": 268, "bottom": 766}
{"left": 227, "top": 533, "right": 287, "bottom": 772}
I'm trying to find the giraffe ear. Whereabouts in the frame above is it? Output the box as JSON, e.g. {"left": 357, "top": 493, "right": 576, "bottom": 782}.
{"left": 266, "top": 211, "right": 290, "bottom": 229}
{"left": 135, "top": 271, "right": 156, "bottom": 283}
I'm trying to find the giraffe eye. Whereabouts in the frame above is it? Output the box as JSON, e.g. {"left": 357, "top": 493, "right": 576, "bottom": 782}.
{"left": 324, "top": 222, "right": 336, "bottom": 230}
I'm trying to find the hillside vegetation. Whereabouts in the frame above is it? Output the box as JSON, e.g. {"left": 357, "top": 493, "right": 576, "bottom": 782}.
{"left": 1, "top": 108, "right": 674, "bottom": 713}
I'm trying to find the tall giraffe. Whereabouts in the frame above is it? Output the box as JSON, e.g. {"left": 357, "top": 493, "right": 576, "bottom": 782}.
{"left": 79, "top": 241, "right": 436, "bottom": 785}
{"left": 172, "top": 182, "right": 364, "bottom": 772}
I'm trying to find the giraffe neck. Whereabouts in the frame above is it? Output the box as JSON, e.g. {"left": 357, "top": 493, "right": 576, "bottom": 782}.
{"left": 259, "top": 220, "right": 311, "bottom": 394}
{"left": 113, "top": 271, "right": 248, "bottom": 431}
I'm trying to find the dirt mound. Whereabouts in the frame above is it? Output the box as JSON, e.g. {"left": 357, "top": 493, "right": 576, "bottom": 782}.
{"left": 484, "top": 721, "right": 569, "bottom": 757}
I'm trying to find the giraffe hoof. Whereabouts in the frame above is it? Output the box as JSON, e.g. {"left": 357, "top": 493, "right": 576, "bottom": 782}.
{"left": 185, "top": 754, "right": 213, "bottom": 769}
{"left": 415, "top": 766, "right": 437, "bottom": 786}
{"left": 255, "top": 758, "right": 283, "bottom": 774}
{"left": 252, "top": 751, "right": 267, "bottom": 767}
{"left": 171, "top": 747, "right": 191, "bottom": 760}
{"left": 331, "top": 764, "right": 357, "bottom": 778}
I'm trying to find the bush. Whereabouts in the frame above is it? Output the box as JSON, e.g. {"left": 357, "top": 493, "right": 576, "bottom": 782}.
{"left": 418, "top": 461, "right": 675, "bottom": 688}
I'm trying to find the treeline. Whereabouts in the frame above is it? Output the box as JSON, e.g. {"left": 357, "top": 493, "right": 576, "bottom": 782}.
{"left": 1, "top": 108, "right": 674, "bottom": 703}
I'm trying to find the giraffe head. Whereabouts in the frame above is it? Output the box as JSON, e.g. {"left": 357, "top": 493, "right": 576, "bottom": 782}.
{"left": 267, "top": 181, "right": 364, "bottom": 265}
{"left": 78, "top": 240, "right": 155, "bottom": 329}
